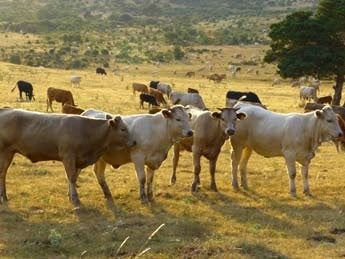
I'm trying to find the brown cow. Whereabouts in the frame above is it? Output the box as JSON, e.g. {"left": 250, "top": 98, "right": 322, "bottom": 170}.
{"left": 47, "top": 87, "right": 75, "bottom": 112}
{"left": 187, "top": 87, "right": 199, "bottom": 94}
{"left": 206, "top": 73, "right": 226, "bottom": 83}
{"left": 171, "top": 106, "right": 246, "bottom": 191}
{"left": 132, "top": 83, "right": 148, "bottom": 95}
{"left": 0, "top": 108, "right": 134, "bottom": 206}
{"left": 62, "top": 104, "right": 85, "bottom": 115}
{"left": 149, "top": 88, "right": 167, "bottom": 106}
{"left": 317, "top": 95, "right": 332, "bottom": 105}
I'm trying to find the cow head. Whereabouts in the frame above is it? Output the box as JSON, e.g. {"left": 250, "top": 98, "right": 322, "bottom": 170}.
{"left": 108, "top": 116, "right": 136, "bottom": 148}
{"left": 212, "top": 108, "right": 247, "bottom": 136}
{"left": 315, "top": 106, "right": 343, "bottom": 141}
{"left": 162, "top": 105, "right": 193, "bottom": 141}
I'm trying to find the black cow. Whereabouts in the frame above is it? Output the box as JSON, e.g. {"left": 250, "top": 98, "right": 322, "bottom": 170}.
{"left": 149, "top": 81, "right": 160, "bottom": 89}
{"left": 226, "top": 90, "right": 261, "bottom": 104}
{"left": 11, "top": 80, "right": 35, "bottom": 101}
{"left": 139, "top": 93, "right": 159, "bottom": 109}
{"left": 96, "top": 67, "right": 107, "bottom": 75}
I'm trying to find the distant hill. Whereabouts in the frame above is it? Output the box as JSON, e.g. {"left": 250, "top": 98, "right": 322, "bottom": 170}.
{"left": 0, "top": 0, "right": 319, "bottom": 68}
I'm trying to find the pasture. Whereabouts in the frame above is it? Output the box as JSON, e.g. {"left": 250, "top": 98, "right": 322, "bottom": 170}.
{"left": 1, "top": 45, "right": 345, "bottom": 258}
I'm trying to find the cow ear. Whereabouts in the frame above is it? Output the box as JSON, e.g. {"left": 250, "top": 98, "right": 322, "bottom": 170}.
{"left": 315, "top": 110, "right": 323, "bottom": 118}
{"left": 162, "top": 109, "right": 171, "bottom": 118}
{"left": 109, "top": 116, "right": 121, "bottom": 127}
{"left": 105, "top": 114, "right": 113, "bottom": 120}
{"left": 212, "top": 112, "right": 221, "bottom": 119}
{"left": 237, "top": 112, "right": 247, "bottom": 120}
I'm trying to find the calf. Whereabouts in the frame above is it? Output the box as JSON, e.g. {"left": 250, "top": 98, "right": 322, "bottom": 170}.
{"left": 157, "top": 83, "right": 172, "bottom": 98}
{"left": 230, "top": 103, "right": 342, "bottom": 196}
{"left": 172, "top": 106, "right": 246, "bottom": 192}
{"left": 149, "top": 88, "right": 167, "bottom": 106}
{"left": 300, "top": 86, "right": 317, "bottom": 102}
{"left": 47, "top": 87, "right": 76, "bottom": 112}
{"left": 82, "top": 105, "right": 193, "bottom": 203}
{"left": 132, "top": 82, "right": 149, "bottom": 95}
{"left": 0, "top": 108, "right": 133, "bottom": 206}
{"left": 96, "top": 67, "right": 107, "bottom": 75}
{"left": 71, "top": 75, "right": 81, "bottom": 87}
{"left": 139, "top": 93, "right": 159, "bottom": 109}
{"left": 11, "top": 80, "right": 35, "bottom": 101}
{"left": 149, "top": 80, "right": 160, "bottom": 89}
{"left": 185, "top": 71, "right": 195, "bottom": 78}
{"left": 62, "top": 103, "right": 84, "bottom": 115}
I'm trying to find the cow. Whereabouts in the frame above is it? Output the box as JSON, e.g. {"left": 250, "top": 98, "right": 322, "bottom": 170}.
{"left": 0, "top": 108, "right": 134, "bottom": 206}
{"left": 207, "top": 73, "right": 224, "bottom": 83}
{"left": 185, "top": 71, "right": 195, "bottom": 78}
{"left": 139, "top": 93, "right": 159, "bottom": 109}
{"left": 71, "top": 75, "right": 81, "bottom": 87}
{"left": 132, "top": 83, "right": 149, "bottom": 95}
{"left": 187, "top": 87, "right": 199, "bottom": 94}
{"left": 304, "top": 103, "right": 345, "bottom": 152}
{"left": 82, "top": 105, "right": 193, "bottom": 203}
{"left": 317, "top": 95, "right": 332, "bottom": 105}
{"left": 157, "top": 83, "right": 172, "bottom": 98}
{"left": 11, "top": 80, "right": 35, "bottom": 101}
{"left": 170, "top": 92, "right": 207, "bottom": 110}
{"left": 149, "top": 81, "right": 160, "bottom": 89}
{"left": 47, "top": 87, "right": 76, "bottom": 112}
{"left": 230, "top": 103, "right": 342, "bottom": 196}
{"left": 96, "top": 67, "right": 107, "bottom": 75}
{"left": 62, "top": 104, "right": 84, "bottom": 115}
{"left": 225, "top": 90, "right": 262, "bottom": 107}
{"left": 300, "top": 86, "right": 317, "bottom": 102}
{"left": 149, "top": 88, "right": 167, "bottom": 106}
{"left": 171, "top": 106, "right": 247, "bottom": 192}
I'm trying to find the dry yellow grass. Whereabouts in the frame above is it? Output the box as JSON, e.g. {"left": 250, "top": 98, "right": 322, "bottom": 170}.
{"left": 0, "top": 45, "right": 345, "bottom": 258}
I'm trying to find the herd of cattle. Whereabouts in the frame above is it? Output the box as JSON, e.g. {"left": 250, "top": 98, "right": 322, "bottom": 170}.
{"left": 2, "top": 71, "right": 345, "bottom": 208}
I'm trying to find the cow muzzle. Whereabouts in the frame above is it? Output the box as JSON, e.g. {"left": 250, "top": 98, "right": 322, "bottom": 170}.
{"left": 226, "top": 128, "right": 235, "bottom": 136}
{"left": 185, "top": 130, "right": 193, "bottom": 137}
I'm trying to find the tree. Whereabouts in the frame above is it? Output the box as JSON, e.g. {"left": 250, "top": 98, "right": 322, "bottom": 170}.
{"left": 264, "top": 0, "right": 345, "bottom": 105}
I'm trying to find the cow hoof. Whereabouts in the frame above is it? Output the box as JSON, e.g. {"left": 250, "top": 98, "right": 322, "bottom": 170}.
{"left": 232, "top": 184, "right": 240, "bottom": 191}
{"left": 170, "top": 176, "right": 176, "bottom": 185}
{"left": 290, "top": 192, "right": 297, "bottom": 198}
{"left": 210, "top": 184, "right": 218, "bottom": 192}
{"left": 140, "top": 196, "right": 149, "bottom": 204}
{"left": 0, "top": 196, "right": 8, "bottom": 204}
{"left": 191, "top": 183, "right": 198, "bottom": 192}
{"left": 304, "top": 191, "right": 312, "bottom": 197}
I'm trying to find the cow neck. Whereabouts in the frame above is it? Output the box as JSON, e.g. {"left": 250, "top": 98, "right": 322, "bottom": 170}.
{"left": 309, "top": 116, "right": 323, "bottom": 152}
{"left": 165, "top": 118, "right": 177, "bottom": 144}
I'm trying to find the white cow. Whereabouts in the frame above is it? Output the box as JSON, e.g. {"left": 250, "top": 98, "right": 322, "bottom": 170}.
{"left": 82, "top": 105, "right": 193, "bottom": 203}
{"left": 300, "top": 86, "right": 317, "bottom": 102}
{"left": 169, "top": 92, "right": 207, "bottom": 110}
{"left": 230, "top": 103, "right": 342, "bottom": 196}
{"left": 70, "top": 75, "right": 81, "bottom": 87}
{"left": 157, "top": 83, "right": 172, "bottom": 98}
{"left": 171, "top": 106, "right": 247, "bottom": 192}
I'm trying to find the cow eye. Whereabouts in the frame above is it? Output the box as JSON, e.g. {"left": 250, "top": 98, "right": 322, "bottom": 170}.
{"left": 327, "top": 119, "right": 333, "bottom": 123}
{"left": 176, "top": 118, "right": 181, "bottom": 122}
{"left": 121, "top": 128, "right": 127, "bottom": 132}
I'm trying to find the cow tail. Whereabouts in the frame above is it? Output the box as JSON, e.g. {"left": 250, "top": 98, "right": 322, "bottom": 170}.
{"left": 10, "top": 82, "right": 17, "bottom": 92}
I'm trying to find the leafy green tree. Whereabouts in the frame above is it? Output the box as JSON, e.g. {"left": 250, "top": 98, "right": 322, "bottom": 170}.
{"left": 264, "top": 0, "right": 345, "bottom": 105}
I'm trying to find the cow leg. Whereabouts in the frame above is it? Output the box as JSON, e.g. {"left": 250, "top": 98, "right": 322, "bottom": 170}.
{"left": 0, "top": 152, "right": 14, "bottom": 203}
{"left": 171, "top": 143, "right": 180, "bottom": 185}
{"left": 62, "top": 157, "right": 81, "bottom": 206}
{"left": 231, "top": 145, "right": 244, "bottom": 190}
{"left": 284, "top": 154, "right": 297, "bottom": 197}
{"left": 93, "top": 159, "right": 113, "bottom": 200}
{"left": 209, "top": 156, "right": 219, "bottom": 192}
{"left": 239, "top": 147, "right": 252, "bottom": 190}
{"left": 301, "top": 163, "right": 311, "bottom": 196}
{"left": 191, "top": 150, "right": 202, "bottom": 192}
{"left": 146, "top": 167, "right": 155, "bottom": 201}
{"left": 132, "top": 156, "right": 148, "bottom": 203}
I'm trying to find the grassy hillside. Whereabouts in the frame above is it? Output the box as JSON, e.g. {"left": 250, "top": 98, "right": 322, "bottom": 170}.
{"left": 1, "top": 46, "right": 345, "bottom": 258}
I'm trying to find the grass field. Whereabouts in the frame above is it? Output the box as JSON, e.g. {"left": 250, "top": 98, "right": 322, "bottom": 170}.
{"left": 1, "top": 45, "right": 345, "bottom": 258}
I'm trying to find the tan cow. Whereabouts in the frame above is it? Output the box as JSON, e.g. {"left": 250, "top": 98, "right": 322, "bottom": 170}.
{"left": 47, "top": 87, "right": 76, "bottom": 112}
{"left": 0, "top": 108, "right": 133, "bottom": 206}
{"left": 62, "top": 103, "right": 85, "bottom": 115}
{"left": 171, "top": 106, "right": 246, "bottom": 192}
{"left": 149, "top": 88, "right": 167, "bottom": 106}
{"left": 132, "top": 82, "right": 148, "bottom": 95}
